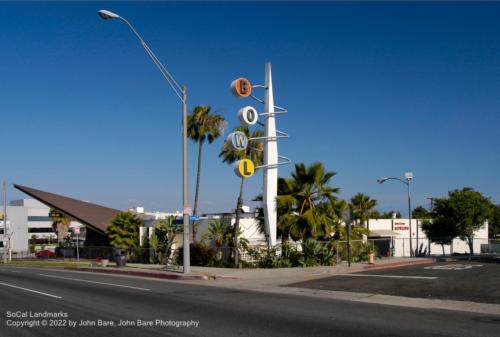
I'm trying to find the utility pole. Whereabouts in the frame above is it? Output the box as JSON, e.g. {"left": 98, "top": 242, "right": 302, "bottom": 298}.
{"left": 3, "top": 181, "right": 8, "bottom": 263}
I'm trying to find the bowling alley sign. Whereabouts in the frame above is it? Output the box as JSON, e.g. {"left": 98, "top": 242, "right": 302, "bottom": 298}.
{"left": 227, "top": 77, "right": 260, "bottom": 179}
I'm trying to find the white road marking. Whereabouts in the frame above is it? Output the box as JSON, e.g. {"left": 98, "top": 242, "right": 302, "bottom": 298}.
{"left": 424, "top": 264, "right": 483, "bottom": 270}
{"left": 0, "top": 281, "right": 62, "bottom": 299}
{"left": 335, "top": 274, "right": 437, "bottom": 280}
{"left": 39, "top": 274, "right": 151, "bottom": 291}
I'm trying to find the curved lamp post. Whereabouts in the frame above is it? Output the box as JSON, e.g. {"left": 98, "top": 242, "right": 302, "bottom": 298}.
{"left": 98, "top": 9, "right": 190, "bottom": 273}
{"left": 377, "top": 172, "right": 414, "bottom": 257}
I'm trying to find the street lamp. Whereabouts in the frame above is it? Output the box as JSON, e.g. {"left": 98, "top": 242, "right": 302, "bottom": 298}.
{"left": 98, "top": 9, "right": 190, "bottom": 273}
{"left": 377, "top": 172, "right": 414, "bottom": 256}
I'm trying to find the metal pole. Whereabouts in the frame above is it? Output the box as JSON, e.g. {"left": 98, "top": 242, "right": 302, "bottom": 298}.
{"left": 347, "top": 221, "right": 351, "bottom": 267}
{"left": 3, "top": 181, "right": 7, "bottom": 264}
{"left": 76, "top": 231, "right": 80, "bottom": 264}
{"left": 336, "top": 240, "right": 339, "bottom": 264}
{"left": 407, "top": 180, "right": 412, "bottom": 257}
{"left": 416, "top": 219, "right": 419, "bottom": 255}
{"left": 182, "top": 85, "right": 190, "bottom": 274}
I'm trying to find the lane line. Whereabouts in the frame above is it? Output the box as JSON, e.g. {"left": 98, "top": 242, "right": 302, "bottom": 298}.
{"left": 39, "top": 274, "right": 151, "bottom": 291}
{"left": 0, "top": 281, "right": 62, "bottom": 299}
{"left": 334, "top": 274, "right": 437, "bottom": 280}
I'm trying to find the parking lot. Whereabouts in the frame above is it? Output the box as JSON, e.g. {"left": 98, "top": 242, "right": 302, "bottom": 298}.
{"left": 289, "top": 262, "right": 500, "bottom": 304}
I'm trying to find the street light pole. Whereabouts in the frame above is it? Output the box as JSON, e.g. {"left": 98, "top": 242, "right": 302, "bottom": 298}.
{"left": 182, "top": 85, "right": 190, "bottom": 273}
{"left": 98, "top": 9, "right": 190, "bottom": 273}
{"left": 407, "top": 177, "right": 413, "bottom": 255}
{"left": 2, "top": 181, "right": 7, "bottom": 264}
{"left": 377, "top": 173, "right": 414, "bottom": 257}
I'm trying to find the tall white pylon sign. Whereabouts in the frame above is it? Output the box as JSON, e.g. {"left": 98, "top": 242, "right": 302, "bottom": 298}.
{"left": 230, "top": 63, "right": 290, "bottom": 247}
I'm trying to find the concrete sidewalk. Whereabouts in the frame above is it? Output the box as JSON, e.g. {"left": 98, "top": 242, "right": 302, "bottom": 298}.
{"left": 69, "top": 257, "right": 434, "bottom": 284}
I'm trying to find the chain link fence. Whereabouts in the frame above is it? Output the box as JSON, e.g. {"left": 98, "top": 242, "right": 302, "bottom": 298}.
{"left": 3, "top": 237, "right": 496, "bottom": 267}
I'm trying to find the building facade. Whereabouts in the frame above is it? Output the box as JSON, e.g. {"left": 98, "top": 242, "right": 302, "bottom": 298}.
{"left": 1, "top": 199, "right": 84, "bottom": 254}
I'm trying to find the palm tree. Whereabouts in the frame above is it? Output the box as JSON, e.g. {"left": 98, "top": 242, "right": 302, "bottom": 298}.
{"left": 202, "top": 219, "right": 230, "bottom": 259}
{"left": 290, "top": 162, "right": 340, "bottom": 240}
{"left": 49, "top": 208, "right": 72, "bottom": 245}
{"left": 187, "top": 105, "right": 226, "bottom": 241}
{"left": 273, "top": 163, "right": 340, "bottom": 242}
{"left": 219, "top": 126, "right": 264, "bottom": 266}
{"left": 350, "top": 193, "right": 377, "bottom": 235}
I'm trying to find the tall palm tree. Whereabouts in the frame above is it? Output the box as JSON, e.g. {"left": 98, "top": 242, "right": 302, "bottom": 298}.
{"left": 274, "top": 162, "right": 340, "bottom": 241}
{"left": 350, "top": 193, "right": 377, "bottom": 235}
{"left": 219, "top": 126, "right": 264, "bottom": 266}
{"left": 187, "top": 105, "right": 226, "bottom": 241}
{"left": 49, "top": 208, "right": 72, "bottom": 245}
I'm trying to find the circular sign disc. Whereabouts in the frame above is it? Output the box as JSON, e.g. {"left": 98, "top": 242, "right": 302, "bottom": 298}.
{"left": 227, "top": 131, "right": 248, "bottom": 151}
{"left": 238, "top": 106, "right": 258, "bottom": 126}
{"left": 234, "top": 159, "right": 255, "bottom": 178}
{"left": 231, "top": 78, "right": 252, "bottom": 98}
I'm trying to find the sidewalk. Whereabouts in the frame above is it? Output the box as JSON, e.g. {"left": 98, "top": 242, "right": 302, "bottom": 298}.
{"left": 69, "top": 257, "right": 434, "bottom": 284}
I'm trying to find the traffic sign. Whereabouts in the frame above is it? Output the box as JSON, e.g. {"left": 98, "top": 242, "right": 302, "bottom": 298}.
{"left": 73, "top": 227, "right": 80, "bottom": 235}
{"left": 227, "top": 131, "right": 248, "bottom": 151}
{"left": 183, "top": 205, "right": 192, "bottom": 216}
{"left": 234, "top": 159, "right": 255, "bottom": 178}
{"left": 231, "top": 77, "right": 252, "bottom": 98}
{"left": 238, "top": 106, "right": 258, "bottom": 126}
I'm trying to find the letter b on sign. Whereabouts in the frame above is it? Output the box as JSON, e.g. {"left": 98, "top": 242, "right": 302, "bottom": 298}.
{"left": 231, "top": 78, "right": 252, "bottom": 98}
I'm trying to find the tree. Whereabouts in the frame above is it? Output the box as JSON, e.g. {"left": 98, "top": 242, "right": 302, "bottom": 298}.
{"left": 106, "top": 211, "right": 143, "bottom": 250}
{"left": 275, "top": 162, "right": 340, "bottom": 241}
{"left": 49, "top": 208, "right": 72, "bottom": 245}
{"left": 150, "top": 216, "right": 180, "bottom": 265}
{"left": 219, "top": 126, "right": 264, "bottom": 266}
{"left": 369, "top": 210, "right": 381, "bottom": 220}
{"left": 421, "top": 214, "right": 459, "bottom": 256}
{"left": 489, "top": 204, "right": 500, "bottom": 239}
{"left": 380, "top": 211, "right": 402, "bottom": 219}
{"left": 202, "top": 219, "right": 231, "bottom": 259}
{"left": 445, "top": 188, "right": 493, "bottom": 254}
{"left": 188, "top": 105, "right": 226, "bottom": 241}
{"left": 350, "top": 193, "right": 377, "bottom": 234}
{"left": 412, "top": 206, "right": 430, "bottom": 219}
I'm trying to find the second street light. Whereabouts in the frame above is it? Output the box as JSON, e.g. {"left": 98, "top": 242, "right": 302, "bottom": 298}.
{"left": 377, "top": 172, "right": 414, "bottom": 257}
{"left": 98, "top": 9, "right": 191, "bottom": 273}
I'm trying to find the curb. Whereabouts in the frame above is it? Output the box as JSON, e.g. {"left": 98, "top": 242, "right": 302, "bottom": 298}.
{"left": 66, "top": 267, "right": 210, "bottom": 281}
{"left": 361, "top": 258, "right": 435, "bottom": 271}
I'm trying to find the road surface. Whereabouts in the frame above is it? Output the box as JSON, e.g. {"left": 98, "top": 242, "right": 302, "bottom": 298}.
{"left": 0, "top": 265, "right": 498, "bottom": 337}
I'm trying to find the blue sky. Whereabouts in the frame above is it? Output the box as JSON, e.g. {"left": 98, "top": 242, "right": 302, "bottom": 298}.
{"left": 1, "top": 2, "right": 499, "bottom": 215}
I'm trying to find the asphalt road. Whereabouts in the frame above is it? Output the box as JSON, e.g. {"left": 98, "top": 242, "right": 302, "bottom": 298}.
{"left": 0, "top": 265, "right": 499, "bottom": 337}
{"left": 290, "top": 262, "right": 500, "bottom": 304}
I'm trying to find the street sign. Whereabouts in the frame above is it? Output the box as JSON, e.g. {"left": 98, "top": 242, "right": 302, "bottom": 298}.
{"left": 238, "top": 106, "right": 258, "bottom": 126}
{"left": 234, "top": 159, "right": 255, "bottom": 178}
{"left": 231, "top": 77, "right": 252, "bottom": 98}
{"left": 189, "top": 215, "right": 200, "bottom": 221}
{"left": 227, "top": 131, "right": 248, "bottom": 151}
{"left": 183, "top": 205, "right": 192, "bottom": 216}
{"left": 73, "top": 227, "right": 80, "bottom": 235}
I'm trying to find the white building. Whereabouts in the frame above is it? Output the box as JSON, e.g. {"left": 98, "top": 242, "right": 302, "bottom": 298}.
{"left": 0, "top": 199, "right": 84, "bottom": 254}
{"left": 368, "top": 218, "right": 489, "bottom": 256}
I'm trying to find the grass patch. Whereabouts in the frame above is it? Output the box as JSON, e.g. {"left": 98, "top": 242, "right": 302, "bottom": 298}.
{"left": 1, "top": 259, "right": 92, "bottom": 268}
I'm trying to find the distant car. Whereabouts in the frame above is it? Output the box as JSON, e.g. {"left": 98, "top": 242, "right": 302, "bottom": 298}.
{"left": 36, "top": 250, "right": 56, "bottom": 259}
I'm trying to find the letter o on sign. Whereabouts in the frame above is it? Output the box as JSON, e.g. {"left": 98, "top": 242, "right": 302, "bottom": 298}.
{"left": 238, "top": 106, "right": 258, "bottom": 126}
{"left": 231, "top": 78, "right": 252, "bottom": 98}
{"left": 234, "top": 159, "right": 255, "bottom": 178}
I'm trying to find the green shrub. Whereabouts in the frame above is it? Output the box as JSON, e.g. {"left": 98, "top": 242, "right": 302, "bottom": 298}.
{"left": 176, "top": 242, "right": 220, "bottom": 267}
